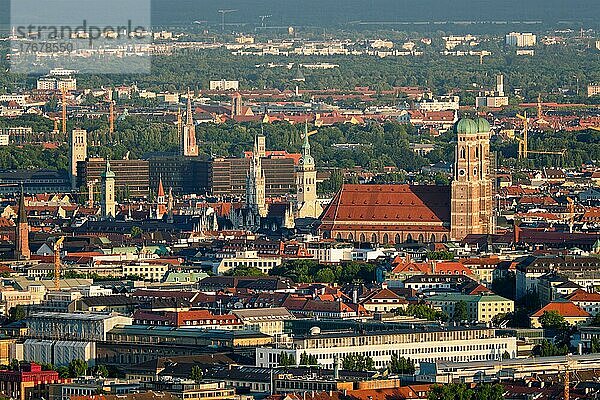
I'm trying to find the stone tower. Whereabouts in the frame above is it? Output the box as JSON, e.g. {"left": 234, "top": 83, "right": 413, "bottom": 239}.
{"left": 101, "top": 160, "right": 116, "bottom": 218}
{"left": 296, "top": 123, "right": 322, "bottom": 218}
{"left": 182, "top": 89, "right": 198, "bottom": 157}
{"left": 231, "top": 92, "right": 243, "bottom": 118}
{"left": 246, "top": 132, "right": 268, "bottom": 218}
{"left": 70, "top": 128, "right": 87, "bottom": 190}
{"left": 450, "top": 117, "right": 494, "bottom": 241}
{"left": 15, "top": 187, "right": 30, "bottom": 260}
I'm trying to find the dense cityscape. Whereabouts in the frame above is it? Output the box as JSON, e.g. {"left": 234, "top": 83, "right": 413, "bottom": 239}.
{"left": 1, "top": 2, "right": 600, "bottom": 399}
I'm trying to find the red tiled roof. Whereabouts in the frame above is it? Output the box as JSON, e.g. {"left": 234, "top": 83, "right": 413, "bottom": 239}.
{"left": 567, "top": 289, "right": 600, "bottom": 302}
{"left": 320, "top": 184, "right": 450, "bottom": 228}
{"left": 531, "top": 300, "right": 590, "bottom": 318}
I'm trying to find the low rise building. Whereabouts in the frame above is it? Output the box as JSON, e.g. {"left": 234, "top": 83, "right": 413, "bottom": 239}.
{"left": 427, "top": 293, "right": 514, "bottom": 323}
{"left": 26, "top": 312, "right": 133, "bottom": 341}
{"left": 530, "top": 299, "right": 590, "bottom": 328}
{"left": 256, "top": 326, "right": 516, "bottom": 370}
{"left": 0, "top": 362, "right": 65, "bottom": 400}
{"left": 232, "top": 307, "right": 295, "bottom": 336}
{"left": 214, "top": 251, "right": 282, "bottom": 275}
{"left": 419, "top": 353, "right": 600, "bottom": 384}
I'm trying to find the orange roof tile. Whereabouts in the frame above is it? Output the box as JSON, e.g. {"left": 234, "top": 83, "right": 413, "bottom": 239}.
{"left": 531, "top": 300, "right": 590, "bottom": 318}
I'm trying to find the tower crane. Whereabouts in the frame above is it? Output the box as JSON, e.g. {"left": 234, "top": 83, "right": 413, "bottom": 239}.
{"left": 259, "top": 15, "right": 272, "bottom": 27}
{"left": 53, "top": 236, "right": 65, "bottom": 291}
{"left": 218, "top": 9, "right": 237, "bottom": 31}
{"left": 564, "top": 354, "right": 576, "bottom": 400}
{"left": 566, "top": 196, "right": 575, "bottom": 233}
{"left": 516, "top": 111, "right": 566, "bottom": 160}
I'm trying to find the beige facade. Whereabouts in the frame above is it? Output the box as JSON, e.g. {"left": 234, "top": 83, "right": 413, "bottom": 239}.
{"left": 428, "top": 294, "right": 514, "bottom": 323}
{"left": 450, "top": 118, "right": 494, "bottom": 240}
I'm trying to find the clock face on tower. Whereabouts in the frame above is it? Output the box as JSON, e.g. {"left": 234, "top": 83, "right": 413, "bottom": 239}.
{"left": 459, "top": 169, "right": 466, "bottom": 177}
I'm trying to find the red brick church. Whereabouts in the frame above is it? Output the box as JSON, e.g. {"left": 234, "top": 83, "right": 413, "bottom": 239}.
{"left": 319, "top": 117, "right": 494, "bottom": 243}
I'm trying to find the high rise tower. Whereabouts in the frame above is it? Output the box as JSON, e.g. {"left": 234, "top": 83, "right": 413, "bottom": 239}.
{"left": 296, "top": 123, "right": 322, "bottom": 218}
{"left": 182, "top": 89, "right": 198, "bottom": 157}
{"left": 15, "top": 187, "right": 30, "bottom": 260}
{"left": 246, "top": 132, "right": 268, "bottom": 218}
{"left": 450, "top": 117, "right": 494, "bottom": 241}
{"left": 70, "top": 128, "right": 87, "bottom": 190}
{"left": 101, "top": 160, "right": 116, "bottom": 218}
{"left": 496, "top": 74, "right": 505, "bottom": 97}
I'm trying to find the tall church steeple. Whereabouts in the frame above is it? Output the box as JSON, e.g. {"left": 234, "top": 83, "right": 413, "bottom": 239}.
{"left": 450, "top": 117, "right": 494, "bottom": 240}
{"left": 246, "top": 129, "right": 267, "bottom": 218}
{"left": 296, "top": 122, "right": 322, "bottom": 218}
{"left": 101, "top": 160, "right": 116, "bottom": 218}
{"left": 15, "top": 186, "right": 30, "bottom": 260}
{"left": 182, "top": 89, "right": 198, "bottom": 157}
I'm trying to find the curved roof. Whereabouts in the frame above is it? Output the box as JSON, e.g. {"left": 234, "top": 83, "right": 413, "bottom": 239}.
{"left": 474, "top": 117, "right": 491, "bottom": 133}
{"left": 454, "top": 118, "right": 477, "bottom": 135}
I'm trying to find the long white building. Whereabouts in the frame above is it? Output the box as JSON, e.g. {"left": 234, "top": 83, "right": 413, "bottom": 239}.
{"left": 256, "top": 326, "right": 516, "bottom": 370}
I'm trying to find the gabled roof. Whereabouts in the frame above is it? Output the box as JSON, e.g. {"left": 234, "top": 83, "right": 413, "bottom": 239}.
{"left": 531, "top": 299, "right": 590, "bottom": 318}
{"left": 320, "top": 184, "right": 451, "bottom": 228}
{"left": 567, "top": 289, "right": 600, "bottom": 303}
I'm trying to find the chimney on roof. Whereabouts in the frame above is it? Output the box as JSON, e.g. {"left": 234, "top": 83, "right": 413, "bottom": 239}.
{"left": 514, "top": 220, "right": 521, "bottom": 243}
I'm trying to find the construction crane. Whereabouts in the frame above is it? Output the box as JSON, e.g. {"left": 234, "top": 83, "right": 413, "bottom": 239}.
{"left": 218, "top": 9, "right": 237, "bottom": 31}
{"left": 564, "top": 354, "right": 576, "bottom": 400}
{"left": 259, "top": 15, "right": 272, "bottom": 27}
{"left": 53, "top": 236, "right": 65, "bottom": 291}
{"left": 516, "top": 111, "right": 566, "bottom": 160}
{"left": 566, "top": 196, "right": 575, "bottom": 233}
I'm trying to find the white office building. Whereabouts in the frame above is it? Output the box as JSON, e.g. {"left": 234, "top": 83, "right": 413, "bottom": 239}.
{"left": 256, "top": 327, "right": 516, "bottom": 370}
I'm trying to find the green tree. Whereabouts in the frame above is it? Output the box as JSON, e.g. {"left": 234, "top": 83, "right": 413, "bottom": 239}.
{"left": 92, "top": 365, "right": 109, "bottom": 377}
{"left": 9, "top": 359, "right": 20, "bottom": 371}
{"left": 538, "top": 310, "right": 568, "bottom": 330}
{"left": 189, "top": 365, "right": 203, "bottom": 382}
{"left": 8, "top": 305, "right": 26, "bottom": 322}
{"left": 342, "top": 354, "right": 374, "bottom": 372}
{"left": 226, "top": 266, "right": 266, "bottom": 277}
{"left": 130, "top": 226, "right": 142, "bottom": 239}
{"left": 315, "top": 268, "right": 336, "bottom": 283}
{"left": 591, "top": 337, "right": 600, "bottom": 354}
{"left": 452, "top": 300, "right": 468, "bottom": 322}
{"left": 68, "top": 359, "right": 88, "bottom": 378}
{"left": 428, "top": 383, "right": 503, "bottom": 400}
{"left": 388, "top": 355, "right": 415, "bottom": 374}
{"left": 279, "top": 352, "right": 296, "bottom": 367}
{"left": 396, "top": 304, "right": 448, "bottom": 322}
{"left": 534, "top": 339, "right": 569, "bottom": 357}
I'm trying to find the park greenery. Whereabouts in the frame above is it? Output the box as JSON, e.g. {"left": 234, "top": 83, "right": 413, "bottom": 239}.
{"left": 388, "top": 355, "right": 415, "bottom": 374}
{"left": 395, "top": 304, "right": 448, "bottom": 322}
{"left": 427, "top": 383, "right": 504, "bottom": 400}
{"left": 533, "top": 339, "right": 569, "bottom": 357}
{"left": 2, "top": 111, "right": 600, "bottom": 180}
{"left": 279, "top": 352, "right": 296, "bottom": 367}
{"left": 272, "top": 260, "right": 377, "bottom": 284}
{"left": 342, "top": 354, "right": 374, "bottom": 372}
